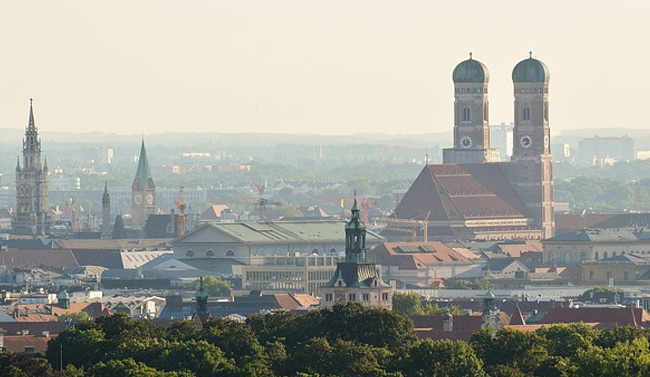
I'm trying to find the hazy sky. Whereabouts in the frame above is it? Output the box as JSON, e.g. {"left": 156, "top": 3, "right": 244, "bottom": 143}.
{"left": 0, "top": 1, "right": 648, "bottom": 136}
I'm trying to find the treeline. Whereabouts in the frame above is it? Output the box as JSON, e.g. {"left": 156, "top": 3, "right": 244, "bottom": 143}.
{"left": 3, "top": 304, "right": 650, "bottom": 376}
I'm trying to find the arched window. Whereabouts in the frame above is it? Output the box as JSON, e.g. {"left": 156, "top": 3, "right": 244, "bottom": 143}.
{"left": 462, "top": 106, "right": 470, "bottom": 122}
{"left": 311, "top": 248, "right": 319, "bottom": 255}
{"left": 328, "top": 248, "right": 338, "bottom": 255}
{"left": 225, "top": 249, "right": 235, "bottom": 257}
{"left": 293, "top": 248, "right": 301, "bottom": 257}
{"left": 205, "top": 249, "right": 215, "bottom": 257}
{"left": 523, "top": 107, "right": 530, "bottom": 121}
{"left": 594, "top": 252, "right": 599, "bottom": 260}
{"left": 603, "top": 252, "right": 608, "bottom": 259}
{"left": 185, "top": 250, "right": 195, "bottom": 257}
{"left": 612, "top": 251, "right": 617, "bottom": 257}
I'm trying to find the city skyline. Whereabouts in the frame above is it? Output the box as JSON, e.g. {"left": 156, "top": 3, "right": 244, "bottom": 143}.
{"left": 0, "top": 1, "right": 648, "bottom": 135}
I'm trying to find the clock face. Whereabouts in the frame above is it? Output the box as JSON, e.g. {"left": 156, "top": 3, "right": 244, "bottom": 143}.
{"left": 134, "top": 194, "right": 143, "bottom": 205}
{"left": 544, "top": 135, "right": 550, "bottom": 148}
{"left": 460, "top": 136, "right": 472, "bottom": 149}
{"left": 146, "top": 193, "right": 154, "bottom": 205}
{"left": 520, "top": 135, "right": 532, "bottom": 148}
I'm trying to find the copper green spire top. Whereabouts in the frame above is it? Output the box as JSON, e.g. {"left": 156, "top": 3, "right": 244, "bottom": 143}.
{"left": 351, "top": 190, "right": 359, "bottom": 215}
{"left": 27, "top": 98, "right": 36, "bottom": 133}
{"left": 133, "top": 139, "right": 154, "bottom": 187}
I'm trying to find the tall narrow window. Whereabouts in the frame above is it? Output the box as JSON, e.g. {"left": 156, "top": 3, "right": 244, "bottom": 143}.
{"left": 523, "top": 107, "right": 530, "bottom": 121}
{"left": 463, "top": 106, "right": 470, "bottom": 122}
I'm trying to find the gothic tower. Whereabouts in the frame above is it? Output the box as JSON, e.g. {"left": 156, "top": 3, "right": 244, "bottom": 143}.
{"left": 13, "top": 99, "right": 52, "bottom": 236}
{"left": 508, "top": 53, "right": 555, "bottom": 238}
{"left": 102, "top": 182, "right": 111, "bottom": 239}
{"left": 443, "top": 53, "right": 500, "bottom": 164}
{"left": 321, "top": 195, "right": 392, "bottom": 309}
{"left": 131, "top": 139, "right": 156, "bottom": 230}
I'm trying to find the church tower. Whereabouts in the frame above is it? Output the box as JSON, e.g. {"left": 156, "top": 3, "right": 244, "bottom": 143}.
{"left": 508, "top": 53, "right": 555, "bottom": 238}
{"left": 131, "top": 139, "right": 156, "bottom": 230}
{"left": 321, "top": 195, "right": 392, "bottom": 309}
{"left": 101, "top": 182, "right": 111, "bottom": 239}
{"left": 13, "top": 99, "right": 52, "bottom": 236}
{"left": 443, "top": 53, "right": 500, "bottom": 164}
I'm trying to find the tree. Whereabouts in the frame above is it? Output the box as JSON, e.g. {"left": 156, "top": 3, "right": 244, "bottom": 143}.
{"left": 403, "top": 339, "right": 486, "bottom": 377}
{"left": 86, "top": 358, "right": 194, "bottom": 377}
{"left": 392, "top": 292, "right": 424, "bottom": 315}
{"left": 57, "top": 311, "right": 91, "bottom": 323}
{"left": 185, "top": 276, "right": 231, "bottom": 297}
{"left": 46, "top": 326, "right": 106, "bottom": 369}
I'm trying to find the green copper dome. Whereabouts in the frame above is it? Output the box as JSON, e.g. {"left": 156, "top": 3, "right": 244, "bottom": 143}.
{"left": 57, "top": 290, "right": 69, "bottom": 299}
{"left": 453, "top": 55, "right": 489, "bottom": 83}
{"left": 512, "top": 54, "right": 550, "bottom": 83}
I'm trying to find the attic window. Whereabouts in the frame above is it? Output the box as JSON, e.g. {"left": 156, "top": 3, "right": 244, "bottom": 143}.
{"left": 24, "top": 346, "right": 35, "bottom": 353}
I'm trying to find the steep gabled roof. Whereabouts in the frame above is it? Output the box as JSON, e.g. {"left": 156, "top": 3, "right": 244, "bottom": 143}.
{"left": 393, "top": 164, "right": 530, "bottom": 222}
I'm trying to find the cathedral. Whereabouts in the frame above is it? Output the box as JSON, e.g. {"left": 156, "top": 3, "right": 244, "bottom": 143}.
{"left": 13, "top": 100, "right": 52, "bottom": 236}
{"left": 131, "top": 139, "right": 156, "bottom": 230}
{"left": 393, "top": 53, "right": 554, "bottom": 240}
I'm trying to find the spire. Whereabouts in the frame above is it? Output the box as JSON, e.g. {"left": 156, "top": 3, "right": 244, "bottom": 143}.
{"left": 133, "top": 139, "right": 154, "bottom": 187}
{"left": 15, "top": 157, "right": 21, "bottom": 172}
{"left": 351, "top": 190, "right": 360, "bottom": 219}
{"left": 102, "top": 181, "right": 110, "bottom": 204}
{"left": 43, "top": 157, "right": 48, "bottom": 173}
{"left": 345, "top": 191, "right": 367, "bottom": 262}
{"left": 27, "top": 98, "right": 36, "bottom": 133}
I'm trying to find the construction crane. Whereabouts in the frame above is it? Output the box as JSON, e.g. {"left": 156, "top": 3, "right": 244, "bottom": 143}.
{"left": 174, "top": 186, "right": 187, "bottom": 237}
{"left": 312, "top": 197, "right": 378, "bottom": 223}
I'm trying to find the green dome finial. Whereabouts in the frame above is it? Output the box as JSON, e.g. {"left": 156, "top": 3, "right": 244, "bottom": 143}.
{"left": 512, "top": 53, "right": 550, "bottom": 83}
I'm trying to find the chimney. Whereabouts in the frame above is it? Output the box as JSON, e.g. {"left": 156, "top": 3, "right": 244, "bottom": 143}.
{"left": 41, "top": 331, "right": 49, "bottom": 338}
{"left": 20, "top": 329, "right": 29, "bottom": 336}
{"left": 442, "top": 312, "right": 454, "bottom": 332}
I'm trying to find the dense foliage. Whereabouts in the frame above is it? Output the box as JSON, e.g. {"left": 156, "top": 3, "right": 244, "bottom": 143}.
{"left": 4, "top": 306, "right": 650, "bottom": 376}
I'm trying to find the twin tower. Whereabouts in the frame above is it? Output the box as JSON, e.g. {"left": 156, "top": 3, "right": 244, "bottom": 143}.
{"left": 444, "top": 53, "right": 554, "bottom": 238}
{"left": 443, "top": 52, "right": 551, "bottom": 164}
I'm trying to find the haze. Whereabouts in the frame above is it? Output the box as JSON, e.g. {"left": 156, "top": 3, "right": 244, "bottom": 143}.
{"left": 0, "top": 1, "right": 646, "bottom": 135}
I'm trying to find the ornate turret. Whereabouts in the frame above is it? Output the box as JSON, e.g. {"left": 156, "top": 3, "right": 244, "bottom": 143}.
{"left": 58, "top": 289, "right": 70, "bottom": 309}
{"left": 345, "top": 193, "right": 367, "bottom": 262}
{"left": 195, "top": 277, "right": 209, "bottom": 316}
{"left": 321, "top": 194, "right": 392, "bottom": 309}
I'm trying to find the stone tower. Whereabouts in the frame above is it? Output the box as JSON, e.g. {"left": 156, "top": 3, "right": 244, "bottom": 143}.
{"left": 101, "top": 182, "right": 111, "bottom": 239}
{"left": 507, "top": 53, "right": 555, "bottom": 238}
{"left": 13, "top": 99, "right": 52, "bottom": 236}
{"left": 321, "top": 195, "right": 392, "bottom": 309}
{"left": 131, "top": 139, "right": 156, "bottom": 230}
{"left": 443, "top": 53, "right": 500, "bottom": 164}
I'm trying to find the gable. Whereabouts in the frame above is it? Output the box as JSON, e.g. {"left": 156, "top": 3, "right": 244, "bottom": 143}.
{"left": 173, "top": 224, "right": 242, "bottom": 244}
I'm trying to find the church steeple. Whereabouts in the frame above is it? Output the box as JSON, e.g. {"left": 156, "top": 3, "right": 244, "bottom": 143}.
{"left": 345, "top": 191, "right": 367, "bottom": 262}
{"left": 134, "top": 139, "right": 153, "bottom": 188}
{"left": 27, "top": 98, "right": 36, "bottom": 133}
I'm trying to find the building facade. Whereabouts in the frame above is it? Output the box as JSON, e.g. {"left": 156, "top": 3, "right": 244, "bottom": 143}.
{"left": 131, "top": 140, "right": 156, "bottom": 230}
{"left": 13, "top": 100, "right": 52, "bottom": 236}
{"left": 320, "top": 199, "right": 393, "bottom": 309}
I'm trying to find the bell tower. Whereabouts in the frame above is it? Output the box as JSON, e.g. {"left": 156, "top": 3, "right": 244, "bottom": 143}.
{"left": 102, "top": 182, "right": 111, "bottom": 239}
{"left": 13, "top": 99, "right": 52, "bottom": 236}
{"left": 508, "top": 53, "right": 555, "bottom": 238}
{"left": 443, "top": 53, "right": 500, "bottom": 164}
{"left": 131, "top": 139, "right": 156, "bottom": 230}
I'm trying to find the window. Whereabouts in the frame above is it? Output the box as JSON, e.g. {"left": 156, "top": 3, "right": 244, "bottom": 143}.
{"left": 206, "top": 249, "right": 215, "bottom": 257}
{"left": 594, "top": 252, "right": 599, "bottom": 260}
{"left": 185, "top": 250, "right": 195, "bottom": 257}
{"left": 312, "top": 248, "right": 319, "bottom": 255}
{"left": 363, "top": 293, "right": 370, "bottom": 301}
{"left": 225, "top": 250, "right": 235, "bottom": 257}
{"left": 462, "top": 106, "right": 470, "bottom": 122}
{"left": 325, "top": 293, "right": 333, "bottom": 301}
{"left": 348, "top": 294, "right": 356, "bottom": 302}
{"left": 624, "top": 271, "right": 629, "bottom": 280}
{"left": 523, "top": 107, "right": 530, "bottom": 121}
{"left": 607, "top": 271, "right": 612, "bottom": 279}
{"left": 382, "top": 292, "right": 389, "bottom": 301}
{"left": 589, "top": 271, "right": 594, "bottom": 280}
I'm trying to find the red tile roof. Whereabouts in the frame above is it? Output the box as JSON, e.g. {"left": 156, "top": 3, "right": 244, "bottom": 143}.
{"left": 3, "top": 335, "right": 52, "bottom": 354}
{"left": 393, "top": 164, "right": 530, "bottom": 223}
{"left": 371, "top": 242, "right": 474, "bottom": 270}
{"left": 539, "top": 307, "right": 650, "bottom": 326}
